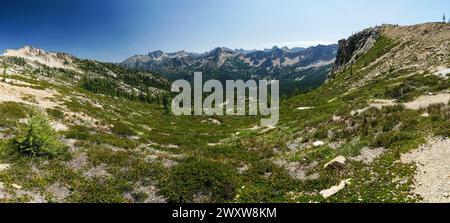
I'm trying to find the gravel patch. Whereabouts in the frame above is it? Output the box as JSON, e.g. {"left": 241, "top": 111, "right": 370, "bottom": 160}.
{"left": 124, "top": 184, "right": 166, "bottom": 203}
{"left": 47, "top": 183, "right": 71, "bottom": 202}
{"left": 404, "top": 93, "right": 450, "bottom": 110}
{"left": 0, "top": 81, "right": 61, "bottom": 109}
{"left": 401, "top": 137, "right": 450, "bottom": 203}
{"left": 84, "top": 164, "right": 112, "bottom": 179}
{"left": 351, "top": 147, "right": 385, "bottom": 164}
{"left": 0, "top": 163, "right": 11, "bottom": 172}
{"left": 273, "top": 159, "right": 319, "bottom": 181}
{"left": 15, "top": 189, "right": 46, "bottom": 203}
{"left": 65, "top": 152, "right": 88, "bottom": 170}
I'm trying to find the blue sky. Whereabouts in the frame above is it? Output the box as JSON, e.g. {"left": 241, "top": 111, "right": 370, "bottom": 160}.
{"left": 0, "top": 0, "right": 448, "bottom": 62}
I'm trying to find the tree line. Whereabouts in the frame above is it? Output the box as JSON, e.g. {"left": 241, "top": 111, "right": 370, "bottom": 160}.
{"left": 79, "top": 75, "right": 172, "bottom": 112}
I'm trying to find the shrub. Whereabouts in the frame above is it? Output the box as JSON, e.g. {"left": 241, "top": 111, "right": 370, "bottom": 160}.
{"left": 384, "top": 84, "right": 414, "bottom": 101}
{"left": 313, "top": 127, "right": 328, "bottom": 139}
{"left": 131, "top": 192, "right": 149, "bottom": 203}
{"left": 9, "top": 111, "right": 66, "bottom": 157}
{"left": 160, "top": 158, "right": 238, "bottom": 203}
{"left": 110, "top": 121, "right": 134, "bottom": 137}
{"left": 0, "top": 102, "right": 28, "bottom": 120}
{"left": 46, "top": 108, "right": 65, "bottom": 120}
{"left": 371, "top": 131, "right": 414, "bottom": 149}
{"left": 427, "top": 103, "right": 450, "bottom": 137}
{"left": 381, "top": 116, "right": 399, "bottom": 132}
{"left": 64, "top": 125, "right": 90, "bottom": 140}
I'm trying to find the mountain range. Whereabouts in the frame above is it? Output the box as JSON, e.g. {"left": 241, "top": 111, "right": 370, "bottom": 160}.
{"left": 121, "top": 44, "right": 338, "bottom": 94}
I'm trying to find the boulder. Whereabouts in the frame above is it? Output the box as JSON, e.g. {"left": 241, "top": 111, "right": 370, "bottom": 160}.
{"left": 324, "top": 156, "right": 347, "bottom": 169}
{"left": 313, "top": 141, "right": 325, "bottom": 147}
{"left": 12, "top": 183, "right": 22, "bottom": 190}
{"left": 0, "top": 164, "right": 11, "bottom": 172}
{"left": 320, "top": 179, "right": 352, "bottom": 198}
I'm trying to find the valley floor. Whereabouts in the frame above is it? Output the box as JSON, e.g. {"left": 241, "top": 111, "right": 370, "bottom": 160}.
{"left": 1, "top": 24, "right": 450, "bottom": 203}
{"left": 0, "top": 63, "right": 448, "bottom": 203}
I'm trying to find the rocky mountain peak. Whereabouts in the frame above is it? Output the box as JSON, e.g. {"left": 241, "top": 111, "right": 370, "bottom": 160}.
{"left": 209, "top": 47, "right": 236, "bottom": 56}
{"left": 147, "top": 50, "right": 167, "bottom": 61}
{"left": 3, "top": 46, "right": 79, "bottom": 71}
{"left": 148, "top": 50, "right": 165, "bottom": 57}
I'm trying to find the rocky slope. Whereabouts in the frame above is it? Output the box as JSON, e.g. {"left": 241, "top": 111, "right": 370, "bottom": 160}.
{"left": 330, "top": 23, "right": 450, "bottom": 85}
{"left": 1, "top": 46, "right": 170, "bottom": 100}
{"left": 3, "top": 46, "right": 80, "bottom": 71}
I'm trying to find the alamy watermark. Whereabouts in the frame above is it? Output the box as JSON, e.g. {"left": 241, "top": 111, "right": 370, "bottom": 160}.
{"left": 171, "top": 72, "right": 279, "bottom": 126}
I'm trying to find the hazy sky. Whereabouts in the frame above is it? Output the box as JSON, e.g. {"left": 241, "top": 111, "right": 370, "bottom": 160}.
{"left": 0, "top": 0, "right": 449, "bottom": 62}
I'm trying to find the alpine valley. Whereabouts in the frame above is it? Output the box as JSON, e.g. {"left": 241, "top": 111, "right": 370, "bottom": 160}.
{"left": 0, "top": 22, "right": 449, "bottom": 203}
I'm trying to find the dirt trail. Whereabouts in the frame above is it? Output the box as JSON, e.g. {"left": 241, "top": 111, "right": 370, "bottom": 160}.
{"left": 404, "top": 93, "right": 450, "bottom": 110}
{"left": 401, "top": 138, "right": 450, "bottom": 203}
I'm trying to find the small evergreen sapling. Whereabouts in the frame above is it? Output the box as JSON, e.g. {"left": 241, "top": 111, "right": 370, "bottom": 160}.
{"left": 10, "top": 110, "right": 66, "bottom": 157}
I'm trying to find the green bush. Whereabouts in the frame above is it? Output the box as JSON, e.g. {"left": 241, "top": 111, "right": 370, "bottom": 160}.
{"left": 0, "top": 102, "right": 28, "bottom": 120}
{"left": 313, "top": 127, "right": 328, "bottom": 139}
{"left": 9, "top": 111, "right": 66, "bottom": 157}
{"left": 384, "top": 84, "right": 414, "bottom": 100}
{"left": 46, "top": 108, "right": 65, "bottom": 120}
{"left": 110, "top": 121, "right": 134, "bottom": 137}
{"left": 427, "top": 103, "right": 450, "bottom": 137}
{"left": 381, "top": 115, "right": 399, "bottom": 132}
{"left": 371, "top": 131, "right": 414, "bottom": 149}
{"left": 64, "top": 125, "right": 90, "bottom": 140}
{"left": 131, "top": 192, "right": 149, "bottom": 203}
{"left": 160, "top": 158, "right": 238, "bottom": 203}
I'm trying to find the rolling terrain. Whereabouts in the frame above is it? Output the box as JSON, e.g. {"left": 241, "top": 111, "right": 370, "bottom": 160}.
{"left": 0, "top": 23, "right": 449, "bottom": 203}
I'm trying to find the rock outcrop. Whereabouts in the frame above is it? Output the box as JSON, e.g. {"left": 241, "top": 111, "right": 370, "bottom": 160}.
{"left": 3, "top": 46, "right": 80, "bottom": 71}
{"left": 330, "top": 27, "right": 381, "bottom": 76}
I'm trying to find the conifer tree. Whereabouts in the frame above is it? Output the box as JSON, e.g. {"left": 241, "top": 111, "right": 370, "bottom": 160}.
{"left": 163, "top": 94, "right": 171, "bottom": 114}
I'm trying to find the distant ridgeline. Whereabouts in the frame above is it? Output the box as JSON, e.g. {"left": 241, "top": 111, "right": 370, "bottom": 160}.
{"left": 121, "top": 45, "right": 338, "bottom": 96}
{"left": 1, "top": 46, "right": 172, "bottom": 105}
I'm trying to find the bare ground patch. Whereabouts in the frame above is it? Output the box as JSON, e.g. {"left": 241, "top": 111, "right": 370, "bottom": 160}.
{"left": 0, "top": 81, "right": 61, "bottom": 109}
{"left": 404, "top": 93, "right": 450, "bottom": 110}
{"left": 351, "top": 147, "right": 386, "bottom": 164}
{"left": 273, "top": 159, "right": 319, "bottom": 181}
{"left": 401, "top": 137, "right": 450, "bottom": 203}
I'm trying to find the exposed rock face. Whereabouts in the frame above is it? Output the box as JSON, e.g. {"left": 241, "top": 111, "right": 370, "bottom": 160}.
{"left": 330, "top": 23, "right": 450, "bottom": 88}
{"left": 331, "top": 27, "right": 381, "bottom": 76}
{"left": 3, "top": 46, "right": 80, "bottom": 71}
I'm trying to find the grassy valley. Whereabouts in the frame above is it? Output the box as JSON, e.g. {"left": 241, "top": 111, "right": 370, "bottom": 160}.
{"left": 0, "top": 23, "right": 449, "bottom": 203}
